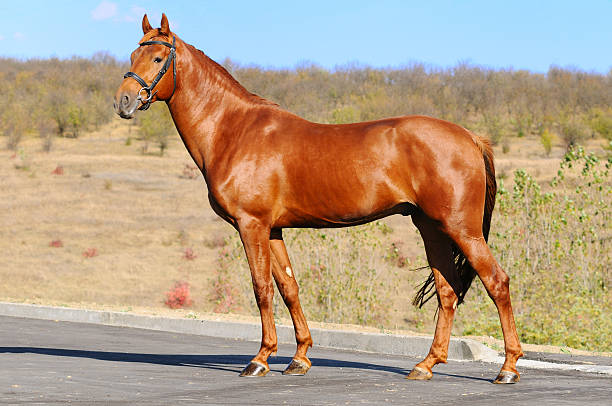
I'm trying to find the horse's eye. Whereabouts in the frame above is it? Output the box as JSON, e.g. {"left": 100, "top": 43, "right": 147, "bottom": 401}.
{"left": 154, "top": 57, "right": 163, "bottom": 63}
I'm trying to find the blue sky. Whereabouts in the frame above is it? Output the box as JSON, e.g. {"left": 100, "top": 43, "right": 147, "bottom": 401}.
{"left": 1, "top": 1, "right": 610, "bottom": 73}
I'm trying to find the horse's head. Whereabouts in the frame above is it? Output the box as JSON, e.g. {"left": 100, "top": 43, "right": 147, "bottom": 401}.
{"left": 114, "top": 13, "right": 177, "bottom": 119}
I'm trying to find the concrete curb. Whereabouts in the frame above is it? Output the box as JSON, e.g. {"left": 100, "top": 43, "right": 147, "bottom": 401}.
{"left": 2, "top": 302, "right": 611, "bottom": 375}
{"left": 0, "top": 302, "right": 493, "bottom": 361}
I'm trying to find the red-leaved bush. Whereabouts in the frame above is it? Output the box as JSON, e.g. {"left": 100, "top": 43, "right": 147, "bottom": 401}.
{"left": 180, "top": 163, "right": 199, "bottom": 179}
{"left": 183, "top": 247, "right": 197, "bottom": 260}
{"left": 51, "top": 165, "right": 64, "bottom": 175}
{"left": 164, "top": 281, "right": 193, "bottom": 309}
{"left": 82, "top": 248, "right": 98, "bottom": 258}
{"left": 49, "top": 239, "right": 63, "bottom": 248}
{"left": 212, "top": 281, "right": 237, "bottom": 313}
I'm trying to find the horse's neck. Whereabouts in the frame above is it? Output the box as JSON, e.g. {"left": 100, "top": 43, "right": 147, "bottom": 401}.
{"left": 166, "top": 42, "right": 256, "bottom": 172}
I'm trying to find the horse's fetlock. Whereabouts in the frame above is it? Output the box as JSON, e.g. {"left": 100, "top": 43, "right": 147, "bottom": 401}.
{"left": 261, "top": 341, "right": 277, "bottom": 354}
{"left": 430, "top": 353, "right": 447, "bottom": 365}
{"left": 297, "top": 333, "right": 313, "bottom": 348}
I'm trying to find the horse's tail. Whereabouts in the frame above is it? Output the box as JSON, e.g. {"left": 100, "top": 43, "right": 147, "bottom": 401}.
{"left": 413, "top": 134, "right": 496, "bottom": 308}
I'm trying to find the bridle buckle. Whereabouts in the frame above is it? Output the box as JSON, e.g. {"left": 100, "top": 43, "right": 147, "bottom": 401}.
{"left": 137, "top": 87, "right": 156, "bottom": 102}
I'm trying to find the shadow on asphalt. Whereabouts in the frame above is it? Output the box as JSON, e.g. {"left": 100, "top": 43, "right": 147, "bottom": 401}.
{"left": 432, "top": 371, "right": 493, "bottom": 383}
{"left": 1, "top": 346, "right": 411, "bottom": 376}
{"left": 1, "top": 346, "right": 500, "bottom": 382}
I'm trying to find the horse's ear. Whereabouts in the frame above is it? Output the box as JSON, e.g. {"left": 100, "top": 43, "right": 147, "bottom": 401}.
{"left": 142, "top": 14, "right": 153, "bottom": 34}
{"left": 160, "top": 13, "right": 170, "bottom": 35}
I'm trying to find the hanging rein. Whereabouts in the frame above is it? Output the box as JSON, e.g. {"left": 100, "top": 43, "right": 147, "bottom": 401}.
{"left": 124, "top": 36, "right": 176, "bottom": 110}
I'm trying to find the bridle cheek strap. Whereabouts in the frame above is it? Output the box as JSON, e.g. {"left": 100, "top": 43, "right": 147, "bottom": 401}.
{"left": 123, "top": 36, "right": 176, "bottom": 111}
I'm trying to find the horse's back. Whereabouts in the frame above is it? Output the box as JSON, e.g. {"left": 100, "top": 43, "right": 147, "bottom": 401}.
{"left": 254, "top": 113, "right": 487, "bottom": 227}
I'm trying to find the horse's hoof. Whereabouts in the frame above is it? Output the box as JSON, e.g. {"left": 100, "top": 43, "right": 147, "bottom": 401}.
{"left": 406, "top": 366, "right": 433, "bottom": 380}
{"left": 239, "top": 361, "right": 270, "bottom": 377}
{"left": 283, "top": 359, "right": 311, "bottom": 375}
{"left": 493, "top": 370, "right": 520, "bottom": 384}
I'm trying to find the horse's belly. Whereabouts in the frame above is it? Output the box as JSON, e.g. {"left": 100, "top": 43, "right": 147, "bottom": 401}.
{"left": 276, "top": 178, "right": 414, "bottom": 228}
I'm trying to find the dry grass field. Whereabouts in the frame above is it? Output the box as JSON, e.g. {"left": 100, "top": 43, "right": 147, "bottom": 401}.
{"left": 1, "top": 118, "right": 225, "bottom": 310}
{"left": 0, "top": 118, "right": 608, "bottom": 351}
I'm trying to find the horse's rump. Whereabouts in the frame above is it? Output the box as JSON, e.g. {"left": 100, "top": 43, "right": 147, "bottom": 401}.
{"left": 413, "top": 133, "right": 497, "bottom": 307}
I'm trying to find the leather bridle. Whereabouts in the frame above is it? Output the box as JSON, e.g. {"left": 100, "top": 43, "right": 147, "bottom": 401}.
{"left": 124, "top": 36, "right": 176, "bottom": 110}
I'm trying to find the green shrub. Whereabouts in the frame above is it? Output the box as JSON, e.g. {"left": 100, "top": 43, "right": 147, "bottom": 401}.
{"left": 331, "top": 105, "right": 359, "bottom": 124}
{"left": 460, "top": 147, "right": 611, "bottom": 351}
{"left": 588, "top": 107, "right": 612, "bottom": 140}
{"left": 136, "top": 103, "right": 175, "bottom": 156}
{"left": 559, "top": 116, "right": 587, "bottom": 150}
{"left": 483, "top": 114, "right": 506, "bottom": 146}
{"left": 66, "top": 103, "right": 86, "bottom": 138}
{"left": 540, "top": 129, "right": 554, "bottom": 156}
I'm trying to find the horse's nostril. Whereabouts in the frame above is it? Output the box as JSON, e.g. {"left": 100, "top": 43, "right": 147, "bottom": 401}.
{"left": 122, "top": 95, "right": 130, "bottom": 106}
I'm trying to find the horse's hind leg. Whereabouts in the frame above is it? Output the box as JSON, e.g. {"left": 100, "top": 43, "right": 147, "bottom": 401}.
{"left": 407, "top": 214, "right": 461, "bottom": 380}
{"left": 446, "top": 228, "right": 523, "bottom": 384}
{"left": 270, "top": 234, "right": 313, "bottom": 375}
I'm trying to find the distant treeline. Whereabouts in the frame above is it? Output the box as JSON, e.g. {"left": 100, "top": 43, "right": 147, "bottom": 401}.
{"left": 0, "top": 53, "right": 127, "bottom": 150}
{"left": 1, "top": 53, "right": 611, "bottom": 151}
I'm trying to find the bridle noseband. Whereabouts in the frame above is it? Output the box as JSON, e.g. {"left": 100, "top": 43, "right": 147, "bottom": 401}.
{"left": 124, "top": 36, "right": 176, "bottom": 110}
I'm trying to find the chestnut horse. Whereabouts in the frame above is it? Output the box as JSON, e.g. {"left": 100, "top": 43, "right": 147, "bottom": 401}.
{"left": 114, "top": 14, "right": 523, "bottom": 384}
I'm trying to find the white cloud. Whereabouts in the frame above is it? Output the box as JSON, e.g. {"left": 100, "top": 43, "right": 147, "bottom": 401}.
{"left": 90, "top": 4, "right": 175, "bottom": 29}
{"left": 13, "top": 32, "right": 24, "bottom": 40}
{"left": 91, "top": 1, "right": 118, "bottom": 21}
{"left": 0, "top": 34, "right": 4, "bottom": 41}
{"left": 120, "top": 6, "right": 147, "bottom": 22}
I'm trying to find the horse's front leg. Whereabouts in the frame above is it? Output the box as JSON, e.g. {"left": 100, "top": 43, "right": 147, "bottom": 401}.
{"left": 270, "top": 233, "right": 313, "bottom": 375}
{"left": 237, "top": 217, "right": 277, "bottom": 377}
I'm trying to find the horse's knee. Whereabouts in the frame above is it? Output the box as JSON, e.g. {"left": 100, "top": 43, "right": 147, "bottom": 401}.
{"left": 276, "top": 278, "right": 299, "bottom": 303}
{"left": 285, "top": 286, "right": 300, "bottom": 306}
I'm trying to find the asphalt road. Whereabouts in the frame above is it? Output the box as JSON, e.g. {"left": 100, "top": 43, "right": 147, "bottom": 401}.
{"left": 0, "top": 316, "right": 610, "bottom": 405}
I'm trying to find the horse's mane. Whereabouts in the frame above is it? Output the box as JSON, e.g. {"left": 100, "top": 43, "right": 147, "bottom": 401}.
{"left": 187, "top": 43, "right": 279, "bottom": 107}
{"left": 139, "top": 29, "right": 278, "bottom": 107}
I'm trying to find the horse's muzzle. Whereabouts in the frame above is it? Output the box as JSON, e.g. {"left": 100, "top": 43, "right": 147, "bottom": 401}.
{"left": 114, "top": 92, "right": 139, "bottom": 119}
